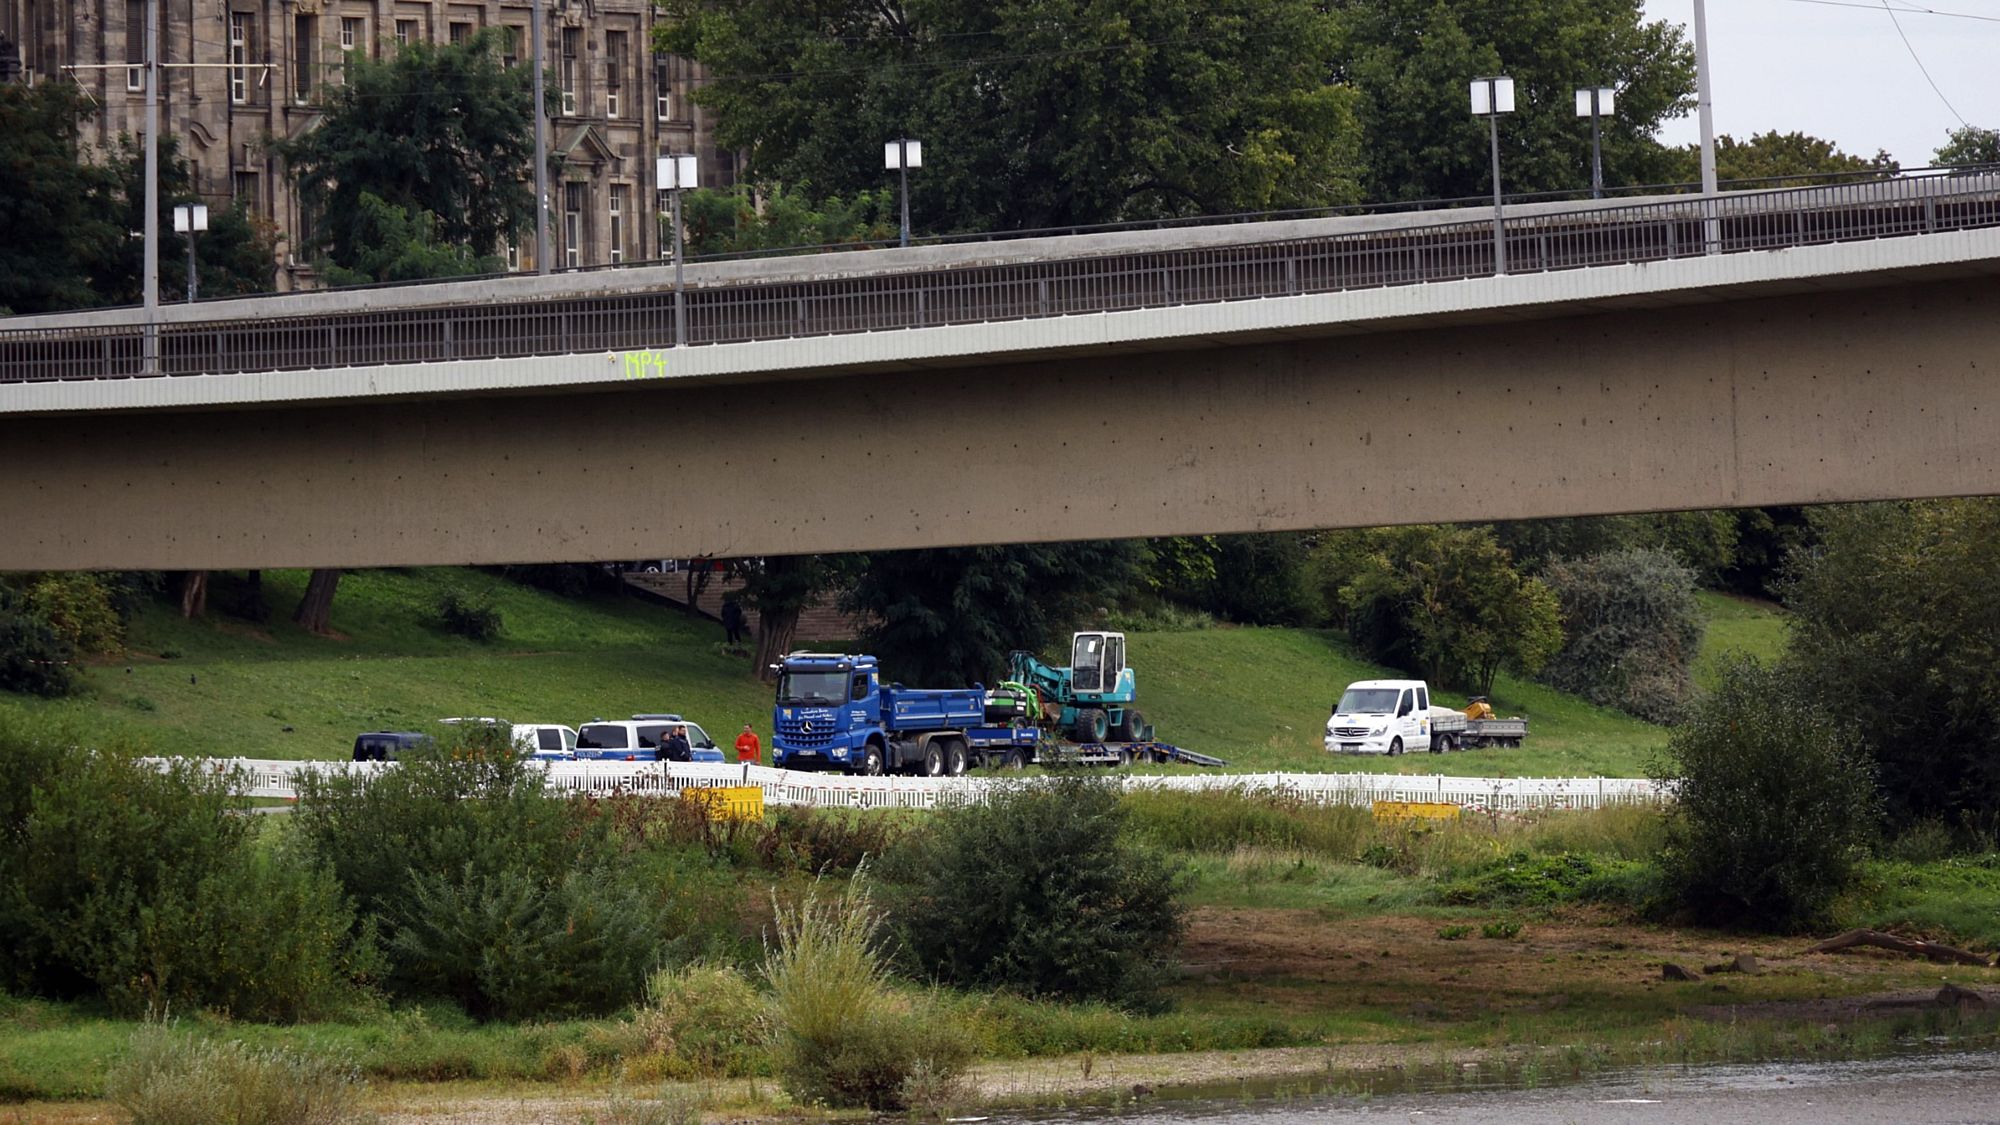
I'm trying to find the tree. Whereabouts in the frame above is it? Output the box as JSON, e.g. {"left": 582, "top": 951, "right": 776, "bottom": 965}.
{"left": 92, "top": 134, "right": 279, "bottom": 303}
{"left": 658, "top": 0, "right": 1365, "bottom": 233}
{"left": 1340, "top": 0, "right": 1696, "bottom": 202}
{"left": 1539, "top": 548, "right": 1703, "bottom": 723}
{"left": 0, "top": 82, "right": 120, "bottom": 314}
{"left": 738, "top": 555, "right": 862, "bottom": 682}
{"left": 843, "top": 542, "right": 1145, "bottom": 686}
{"left": 1935, "top": 125, "right": 2000, "bottom": 168}
{"left": 1663, "top": 130, "right": 1895, "bottom": 186}
{"left": 294, "top": 569, "right": 342, "bottom": 635}
{"left": 1152, "top": 532, "right": 1318, "bottom": 626}
{"left": 312, "top": 192, "right": 502, "bottom": 286}
{"left": 274, "top": 30, "right": 538, "bottom": 270}
{"left": 1654, "top": 658, "right": 1876, "bottom": 930}
{"left": 1317, "top": 525, "right": 1561, "bottom": 695}
{"left": 1781, "top": 500, "right": 2000, "bottom": 829}
{"left": 680, "top": 183, "right": 898, "bottom": 257}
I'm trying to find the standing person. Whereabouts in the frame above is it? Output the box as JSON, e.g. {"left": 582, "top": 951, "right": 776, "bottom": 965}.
{"left": 662, "top": 724, "right": 692, "bottom": 762}
{"left": 720, "top": 596, "right": 746, "bottom": 645}
{"left": 735, "top": 723, "right": 762, "bottom": 764}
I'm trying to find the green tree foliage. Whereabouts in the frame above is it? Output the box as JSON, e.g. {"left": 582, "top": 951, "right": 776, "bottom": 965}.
{"left": 739, "top": 554, "right": 865, "bottom": 681}
{"left": 1663, "top": 130, "right": 1896, "bottom": 186}
{"left": 876, "top": 775, "right": 1187, "bottom": 1011}
{"left": 0, "top": 586, "right": 79, "bottom": 698}
{"left": 275, "top": 30, "right": 537, "bottom": 270}
{"left": 1151, "top": 532, "right": 1319, "bottom": 625}
{"left": 681, "top": 183, "right": 898, "bottom": 257}
{"left": 1782, "top": 501, "right": 2000, "bottom": 830}
{"left": 313, "top": 193, "right": 503, "bottom": 286}
{"left": 292, "top": 728, "right": 728, "bottom": 1019}
{"left": 1935, "top": 125, "right": 2000, "bottom": 168}
{"left": 1315, "top": 525, "right": 1561, "bottom": 695}
{"left": 0, "top": 717, "right": 370, "bottom": 1019}
{"left": 1490, "top": 510, "right": 1739, "bottom": 583}
{"left": 0, "top": 82, "right": 119, "bottom": 314}
{"left": 1539, "top": 548, "right": 1703, "bottom": 723}
{"left": 844, "top": 542, "right": 1145, "bottom": 685}
{"left": 1341, "top": 0, "right": 1696, "bottom": 202}
{"left": 1655, "top": 658, "right": 1876, "bottom": 929}
{"left": 95, "top": 135, "right": 279, "bottom": 302}
{"left": 658, "top": 0, "right": 1364, "bottom": 232}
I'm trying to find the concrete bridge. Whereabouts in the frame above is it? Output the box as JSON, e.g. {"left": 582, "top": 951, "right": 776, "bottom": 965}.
{"left": 3, "top": 170, "right": 1999, "bottom": 571}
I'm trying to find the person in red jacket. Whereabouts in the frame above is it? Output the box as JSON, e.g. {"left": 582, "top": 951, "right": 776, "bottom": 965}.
{"left": 734, "top": 724, "right": 762, "bottom": 764}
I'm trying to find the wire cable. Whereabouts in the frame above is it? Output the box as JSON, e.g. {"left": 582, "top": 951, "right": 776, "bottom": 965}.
{"left": 1878, "top": 0, "right": 1971, "bottom": 127}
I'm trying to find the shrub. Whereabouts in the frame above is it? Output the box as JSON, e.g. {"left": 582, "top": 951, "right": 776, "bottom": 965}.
{"left": 105, "top": 1024, "right": 374, "bottom": 1125}
{"left": 293, "top": 729, "right": 731, "bottom": 1019}
{"left": 0, "top": 716, "right": 369, "bottom": 1019}
{"left": 432, "top": 585, "right": 501, "bottom": 640}
{"left": 635, "top": 962, "right": 768, "bottom": 1078}
{"left": 1481, "top": 919, "right": 1522, "bottom": 940}
{"left": 0, "top": 586, "right": 78, "bottom": 697}
{"left": 764, "top": 875, "right": 969, "bottom": 1110}
{"left": 877, "top": 775, "right": 1187, "bottom": 1012}
{"left": 1539, "top": 548, "right": 1703, "bottom": 724}
{"left": 1440, "top": 851, "right": 1646, "bottom": 908}
{"left": 1654, "top": 658, "right": 1878, "bottom": 930}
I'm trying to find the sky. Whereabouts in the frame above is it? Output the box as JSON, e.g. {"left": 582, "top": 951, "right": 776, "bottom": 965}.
{"left": 1640, "top": 0, "right": 2000, "bottom": 166}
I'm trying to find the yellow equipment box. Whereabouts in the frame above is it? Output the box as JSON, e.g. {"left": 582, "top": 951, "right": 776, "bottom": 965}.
{"left": 1372, "top": 800, "right": 1461, "bottom": 823}
{"left": 681, "top": 785, "right": 765, "bottom": 822}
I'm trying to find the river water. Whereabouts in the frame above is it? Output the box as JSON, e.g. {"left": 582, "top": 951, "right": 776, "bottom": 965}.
{"left": 978, "top": 1051, "right": 2000, "bottom": 1124}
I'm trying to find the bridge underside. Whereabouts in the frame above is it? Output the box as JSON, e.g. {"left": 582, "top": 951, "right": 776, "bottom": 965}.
{"left": 4, "top": 276, "right": 1997, "bottom": 571}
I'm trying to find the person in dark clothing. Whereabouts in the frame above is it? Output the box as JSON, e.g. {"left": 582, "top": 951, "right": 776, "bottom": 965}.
{"left": 720, "top": 597, "right": 746, "bottom": 644}
{"left": 662, "top": 725, "right": 692, "bottom": 762}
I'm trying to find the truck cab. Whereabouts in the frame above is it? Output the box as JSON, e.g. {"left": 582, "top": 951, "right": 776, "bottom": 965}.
{"left": 1326, "top": 678, "right": 1441, "bottom": 755}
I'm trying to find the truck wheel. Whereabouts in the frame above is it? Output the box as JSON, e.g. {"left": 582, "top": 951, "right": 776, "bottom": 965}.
{"left": 862, "top": 744, "right": 884, "bottom": 776}
{"left": 923, "top": 743, "right": 946, "bottom": 777}
{"left": 1003, "top": 748, "right": 1026, "bottom": 770}
{"left": 1388, "top": 737, "right": 1404, "bottom": 756}
{"left": 1431, "top": 734, "right": 1450, "bottom": 754}
{"left": 1071, "top": 708, "right": 1109, "bottom": 743}
{"left": 946, "top": 741, "right": 968, "bottom": 776}
{"left": 1115, "top": 708, "right": 1148, "bottom": 743}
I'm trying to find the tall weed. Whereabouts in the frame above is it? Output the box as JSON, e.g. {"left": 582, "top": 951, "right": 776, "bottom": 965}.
{"left": 105, "top": 1023, "right": 374, "bottom": 1125}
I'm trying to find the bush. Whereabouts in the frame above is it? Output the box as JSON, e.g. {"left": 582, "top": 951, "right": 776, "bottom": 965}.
{"left": 293, "top": 728, "right": 731, "bottom": 1019}
{"left": 432, "top": 585, "right": 501, "bottom": 640}
{"left": 1539, "top": 548, "right": 1703, "bottom": 724}
{"left": 106, "top": 1024, "right": 374, "bottom": 1125}
{"left": 877, "top": 776, "right": 1187, "bottom": 1012}
{"left": 1654, "top": 658, "right": 1877, "bottom": 930}
{"left": 0, "top": 585, "right": 78, "bottom": 697}
{"left": 0, "top": 716, "right": 369, "bottom": 1019}
{"left": 1440, "top": 851, "right": 1648, "bottom": 908}
{"left": 764, "top": 875, "right": 969, "bottom": 1111}
{"left": 634, "top": 963, "right": 768, "bottom": 1078}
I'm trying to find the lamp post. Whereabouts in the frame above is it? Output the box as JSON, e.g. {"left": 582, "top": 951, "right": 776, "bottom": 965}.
{"left": 141, "top": 0, "right": 159, "bottom": 373}
{"left": 1692, "top": 0, "right": 1720, "bottom": 253}
{"left": 883, "top": 138, "right": 922, "bottom": 248}
{"left": 174, "top": 203, "right": 208, "bottom": 302}
{"left": 531, "top": 0, "right": 550, "bottom": 274}
{"left": 1469, "top": 76, "right": 1515, "bottom": 275}
{"left": 657, "top": 153, "right": 697, "bottom": 347}
{"left": 1574, "top": 86, "right": 1616, "bottom": 199}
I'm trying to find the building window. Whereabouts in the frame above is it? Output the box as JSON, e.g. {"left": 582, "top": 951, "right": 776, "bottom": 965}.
{"left": 500, "top": 25, "right": 520, "bottom": 68}
{"left": 449, "top": 20, "right": 470, "bottom": 45}
{"left": 233, "top": 170, "right": 259, "bottom": 215}
{"left": 292, "top": 14, "right": 315, "bottom": 100}
{"left": 608, "top": 184, "right": 626, "bottom": 263}
{"left": 394, "top": 18, "right": 416, "bottom": 46}
{"left": 604, "top": 30, "right": 624, "bottom": 118}
{"left": 229, "top": 13, "right": 253, "bottom": 104}
{"left": 563, "top": 182, "right": 584, "bottom": 268}
{"left": 506, "top": 241, "right": 520, "bottom": 271}
{"left": 340, "top": 16, "right": 363, "bottom": 51}
{"left": 559, "top": 27, "right": 578, "bottom": 115}
{"left": 125, "top": 0, "right": 146, "bottom": 91}
{"left": 653, "top": 52, "right": 682, "bottom": 120}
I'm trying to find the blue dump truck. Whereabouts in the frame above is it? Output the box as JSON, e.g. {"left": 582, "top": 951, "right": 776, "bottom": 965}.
{"left": 770, "top": 649, "right": 1223, "bottom": 775}
{"left": 770, "top": 652, "right": 1037, "bottom": 775}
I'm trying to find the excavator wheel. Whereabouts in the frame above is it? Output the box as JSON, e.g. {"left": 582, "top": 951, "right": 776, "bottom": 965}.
{"left": 1071, "top": 708, "right": 1109, "bottom": 744}
{"left": 1115, "top": 708, "right": 1148, "bottom": 743}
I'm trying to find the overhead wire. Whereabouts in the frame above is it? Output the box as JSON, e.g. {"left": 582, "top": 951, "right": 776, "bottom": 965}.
{"left": 1876, "top": 0, "right": 1972, "bottom": 127}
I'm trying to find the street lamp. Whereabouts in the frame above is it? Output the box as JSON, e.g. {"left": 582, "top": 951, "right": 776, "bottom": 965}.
{"left": 1574, "top": 87, "right": 1616, "bottom": 199}
{"left": 1469, "top": 76, "right": 1515, "bottom": 275}
{"left": 657, "top": 153, "right": 698, "bottom": 347}
{"left": 883, "top": 139, "right": 922, "bottom": 248}
{"left": 174, "top": 203, "right": 208, "bottom": 302}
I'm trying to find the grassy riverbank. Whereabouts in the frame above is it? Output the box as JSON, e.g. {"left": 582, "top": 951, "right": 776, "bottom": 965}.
{"left": 0, "top": 567, "right": 1785, "bottom": 776}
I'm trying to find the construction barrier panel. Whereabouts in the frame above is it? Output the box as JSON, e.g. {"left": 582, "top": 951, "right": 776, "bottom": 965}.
{"left": 681, "top": 785, "right": 766, "bottom": 822}
{"left": 1372, "top": 800, "right": 1463, "bottom": 823}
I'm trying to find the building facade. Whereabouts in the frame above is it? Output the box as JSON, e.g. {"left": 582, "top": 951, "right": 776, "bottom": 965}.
{"left": 1, "top": 0, "right": 732, "bottom": 289}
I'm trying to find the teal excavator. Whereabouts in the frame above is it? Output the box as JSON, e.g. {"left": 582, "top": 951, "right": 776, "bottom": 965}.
{"left": 1002, "top": 631, "right": 1153, "bottom": 744}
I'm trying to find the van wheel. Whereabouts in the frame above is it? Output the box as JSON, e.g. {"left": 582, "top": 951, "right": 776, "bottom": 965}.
{"left": 946, "top": 741, "right": 968, "bottom": 776}
{"left": 862, "top": 744, "right": 884, "bottom": 776}
{"left": 1388, "top": 737, "right": 1404, "bottom": 757}
{"left": 923, "top": 743, "right": 946, "bottom": 777}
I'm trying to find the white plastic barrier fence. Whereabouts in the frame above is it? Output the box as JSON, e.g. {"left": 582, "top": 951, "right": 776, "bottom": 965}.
{"left": 193, "top": 758, "right": 1665, "bottom": 811}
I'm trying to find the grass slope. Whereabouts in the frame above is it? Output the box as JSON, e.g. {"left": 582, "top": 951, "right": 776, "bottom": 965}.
{"left": 1691, "top": 590, "right": 1790, "bottom": 689}
{"left": 0, "top": 570, "right": 1790, "bottom": 777}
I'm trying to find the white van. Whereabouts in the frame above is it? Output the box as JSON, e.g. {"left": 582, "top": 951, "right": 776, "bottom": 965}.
{"left": 1325, "top": 679, "right": 1447, "bottom": 755}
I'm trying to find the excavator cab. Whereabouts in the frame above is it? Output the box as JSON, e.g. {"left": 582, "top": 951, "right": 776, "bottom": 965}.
{"left": 1070, "top": 631, "right": 1126, "bottom": 696}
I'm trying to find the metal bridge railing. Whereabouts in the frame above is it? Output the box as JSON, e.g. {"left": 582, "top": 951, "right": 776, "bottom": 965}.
{"left": 5, "top": 170, "right": 1998, "bottom": 385}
